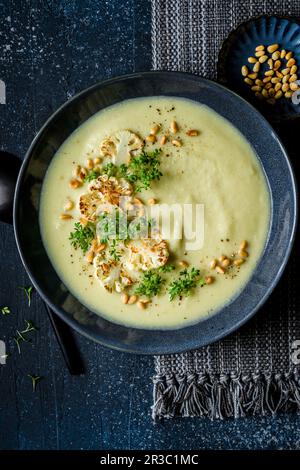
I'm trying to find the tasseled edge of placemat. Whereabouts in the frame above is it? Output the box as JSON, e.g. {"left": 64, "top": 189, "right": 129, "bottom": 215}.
{"left": 152, "top": 369, "right": 300, "bottom": 420}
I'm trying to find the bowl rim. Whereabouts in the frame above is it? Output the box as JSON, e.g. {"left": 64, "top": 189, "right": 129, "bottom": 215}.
{"left": 13, "top": 70, "right": 298, "bottom": 354}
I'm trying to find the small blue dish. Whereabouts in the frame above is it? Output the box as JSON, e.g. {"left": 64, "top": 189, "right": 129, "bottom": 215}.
{"left": 13, "top": 72, "right": 297, "bottom": 354}
{"left": 218, "top": 15, "right": 300, "bottom": 121}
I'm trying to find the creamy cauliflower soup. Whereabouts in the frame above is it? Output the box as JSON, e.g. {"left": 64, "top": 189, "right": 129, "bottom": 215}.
{"left": 39, "top": 97, "right": 270, "bottom": 329}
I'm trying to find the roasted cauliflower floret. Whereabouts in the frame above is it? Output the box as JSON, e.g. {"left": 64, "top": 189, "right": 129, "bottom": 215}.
{"left": 79, "top": 175, "right": 133, "bottom": 221}
{"left": 93, "top": 255, "right": 133, "bottom": 293}
{"left": 124, "top": 237, "right": 169, "bottom": 272}
{"left": 100, "top": 130, "right": 144, "bottom": 164}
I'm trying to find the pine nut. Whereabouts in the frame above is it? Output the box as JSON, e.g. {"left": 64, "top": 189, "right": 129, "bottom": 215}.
{"left": 282, "top": 68, "right": 290, "bottom": 75}
{"left": 210, "top": 259, "right": 217, "bottom": 269}
{"left": 268, "top": 88, "right": 275, "bottom": 97}
{"left": 160, "top": 135, "right": 167, "bottom": 145}
{"left": 150, "top": 124, "right": 160, "bottom": 135}
{"left": 80, "top": 218, "right": 88, "bottom": 226}
{"left": 147, "top": 198, "right": 156, "bottom": 205}
{"left": 241, "top": 65, "right": 249, "bottom": 76}
{"left": 186, "top": 129, "right": 199, "bottom": 136}
{"left": 274, "top": 60, "right": 281, "bottom": 70}
{"left": 74, "top": 165, "right": 81, "bottom": 177}
{"left": 285, "top": 91, "right": 293, "bottom": 98}
{"left": 64, "top": 200, "right": 74, "bottom": 211}
{"left": 271, "top": 51, "right": 280, "bottom": 60}
{"left": 289, "top": 74, "right": 298, "bottom": 82}
{"left": 255, "top": 79, "right": 263, "bottom": 86}
{"left": 263, "top": 76, "right": 271, "bottom": 83}
{"left": 222, "top": 258, "right": 231, "bottom": 268}
{"left": 271, "top": 77, "right": 280, "bottom": 84}
{"left": 219, "top": 255, "right": 226, "bottom": 262}
{"left": 179, "top": 260, "right": 189, "bottom": 267}
{"left": 280, "top": 49, "right": 286, "bottom": 59}
{"left": 253, "top": 62, "right": 260, "bottom": 73}
{"left": 133, "top": 197, "right": 143, "bottom": 206}
{"left": 274, "top": 82, "right": 282, "bottom": 92}
{"left": 251, "top": 86, "right": 261, "bottom": 91}
{"left": 128, "top": 295, "right": 138, "bottom": 305}
{"left": 275, "top": 90, "right": 283, "bottom": 99}
{"left": 264, "top": 83, "right": 272, "bottom": 90}
{"left": 171, "top": 139, "right": 182, "bottom": 147}
{"left": 170, "top": 120, "right": 179, "bottom": 133}
{"left": 264, "top": 70, "right": 274, "bottom": 76}
{"left": 267, "top": 58, "right": 273, "bottom": 69}
{"left": 205, "top": 276, "right": 214, "bottom": 285}
{"left": 282, "top": 83, "right": 290, "bottom": 92}
{"left": 95, "top": 243, "right": 106, "bottom": 253}
{"left": 267, "top": 44, "right": 279, "bottom": 53}
{"left": 276, "top": 71, "right": 283, "bottom": 78}
{"left": 60, "top": 213, "right": 73, "bottom": 220}
{"left": 86, "top": 158, "right": 94, "bottom": 170}
{"left": 137, "top": 300, "right": 146, "bottom": 310}
{"left": 78, "top": 167, "right": 87, "bottom": 181}
{"left": 94, "top": 157, "right": 101, "bottom": 164}
{"left": 290, "top": 65, "right": 297, "bottom": 74}
{"left": 146, "top": 134, "right": 157, "bottom": 143}
{"left": 287, "top": 58, "right": 296, "bottom": 67}
{"left": 259, "top": 55, "right": 268, "bottom": 63}
{"left": 262, "top": 89, "right": 269, "bottom": 98}
{"left": 255, "top": 45, "right": 265, "bottom": 52}
{"left": 248, "top": 73, "right": 257, "bottom": 79}
{"left": 216, "top": 266, "right": 225, "bottom": 274}
{"left": 282, "top": 75, "right": 290, "bottom": 83}
{"left": 248, "top": 57, "right": 257, "bottom": 63}
{"left": 121, "top": 293, "right": 129, "bottom": 304}
{"left": 240, "top": 240, "right": 248, "bottom": 250}
{"left": 244, "top": 78, "right": 253, "bottom": 85}
{"left": 255, "top": 50, "right": 265, "bottom": 57}
{"left": 86, "top": 250, "right": 94, "bottom": 263}
{"left": 286, "top": 51, "right": 293, "bottom": 60}
{"left": 69, "top": 178, "right": 82, "bottom": 189}
{"left": 289, "top": 82, "right": 299, "bottom": 91}
{"left": 239, "top": 249, "right": 248, "bottom": 258}
{"left": 234, "top": 258, "right": 244, "bottom": 266}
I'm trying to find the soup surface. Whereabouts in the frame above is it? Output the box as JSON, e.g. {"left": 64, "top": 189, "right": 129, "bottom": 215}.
{"left": 40, "top": 97, "right": 270, "bottom": 329}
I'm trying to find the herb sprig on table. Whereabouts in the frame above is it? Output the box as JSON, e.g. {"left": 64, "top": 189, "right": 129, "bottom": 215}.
{"left": 168, "top": 267, "right": 204, "bottom": 301}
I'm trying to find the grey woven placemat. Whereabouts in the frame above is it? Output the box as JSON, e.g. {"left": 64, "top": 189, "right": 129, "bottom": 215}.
{"left": 151, "top": 0, "right": 300, "bottom": 419}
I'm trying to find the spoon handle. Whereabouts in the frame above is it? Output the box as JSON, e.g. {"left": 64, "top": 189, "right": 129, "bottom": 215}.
{"left": 44, "top": 303, "right": 85, "bottom": 375}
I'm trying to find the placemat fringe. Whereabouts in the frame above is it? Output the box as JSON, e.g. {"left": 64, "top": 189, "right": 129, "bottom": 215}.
{"left": 152, "top": 370, "right": 300, "bottom": 419}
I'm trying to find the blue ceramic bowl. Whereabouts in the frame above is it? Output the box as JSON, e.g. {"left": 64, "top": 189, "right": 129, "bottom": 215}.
{"left": 218, "top": 15, "right": 300, "bottom": 121}
{"left": 14, "top": 72, "right": 297, "bottom": 354}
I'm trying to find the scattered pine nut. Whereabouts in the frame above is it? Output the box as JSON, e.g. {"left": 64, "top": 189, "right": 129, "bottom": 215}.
{"left": 234, "top": 258, "right": 244, "bottom": 266}
{"left": 146, "top": 134, "right": 157, "bottom": 143}
{"left": 289, "top": 74, "right": 297, "bottom": 82}
{"left": 171, "top": 139, "right": 182, "bottom": 147}
{"left": 282, "top": 83, "right": 290, "bottom": 92}
{"left": 86, "top": 158, "right": 94, "bottom": 170}
{"left": 268, "top": 88, "right": 275, "bottom": 97}
{"left": 264, "top": 82, "right": 272, "bottom": 90}
{"left": 147, "top": 198, "right": 156, "bottom": 206}
{"left": 240, "top": 240, "right": 248, "bottom": 250}
{"left": 255, "top": 45, "right": 265, "bottom": 52}
{"left": 285, "top": 90, "right": 293, "bottom": 98}
{"left": 121, "top": 293, "right": 129, "bottom": 304}
{"left": 267, "top": 58, "right": 273, "bottom": 69}
{"left": 128, "top": 295, "right": 138, "bottom": 305}
{"left": 275, "top": 90, "right": 283, "bottom": 99}
{"left": 205, "top": 276, "right": 214, "bottom": 285}
{"left": 133, "top": 198, "right": 143, "bottom": 206}
{"left": 69, "top": 178, "right": 82, "bottom": 189}
{"left": 280, "top": 49, "right": 286, "bottom": 59}
{"left": 290, "top": 65, "right": 298, "bottom": 74}
{"left": 94, "top": 157, "right": 101, "bottom": 165}
{"left": 248, "top": 72, "right": 257, "bottom": 79}
{"left": 255, "top": 79, "right": 264, "bottom": 86}
{"left": 274, "top": 82, "right": 282, "bottom": 92}
{"left": 222, "top": 258, "right": 231, "bottom": 268}
{"left": 282, "top": 75, "right": 290, "bottom": 83}
{"left": 219, "top": 255, "right": 226, "bottom": 262}
{"left": 267, "top": 44, "right": 279, "bottom": 53}
{"left": 244, "top": 77, "right": 253, "bottom": 85}
{"left": 255, "top": 50, "right": 265, "bottom": 58}
{"left": 248, "top": 57, "right": 257, "bottom": 63}
{"left": 60, "top": 213, "right": 73, "bottom": 221}
{"left": 264, "top": 70, "right": 274, "bottom": 76}
{"left": 282, "top": 68, "right": 290, "bottom": 75}
{"left": 241, "top": 65, "right": 249, "bottom": 76}
{"left": 276, "top": 71, "right": 283, "bottom": 78}
{"left": 86, "top": 250, "right": 94, "bottom": 264}
{"left": 251, "top": 85, "right": 261, "bottom": 92}
{"left": 160, "top": 135, "right": 167, "bottom": 145}
{"left": 170, "top": 120, "right": 179, "bottom": 133}
{"left": 271, "top": 77, "right": 280, "bottom": 84}
{"left": 137, "top": 300, "right": 146, "bottom": 310}
{"left": 263, "top": 76, "right": 271, "bottom": 83}
{"left": 64, "top": 200, "right": 74, "bottom": 211}
{"left": 150, "top": 124, "right": 160, "bottom": 135}
{"left": 286, "top": 51, "right": 293, "bottom": 60}
{"left": 80, "top": 218, "right": 88, "bottom": 226}
{"left": 210, "top": 259, "right": 217, "bottom": 269}
{"left": 239, "top": 249, "right": 248, "bottom": 258}
{"left": 262, "top": 89, "right": 269, "bottom": 98}
{"left": 216, "top": 266, "right": 225, "bottom": 274}
{"left": 287, "top": 58, "right": 296, "bottom": 68}
{"left": 274, "top": 60, "right": 281, "bottom": 70}
{"left": 289, "top": 82, "right": 299, "bottom": 91}
{"left": 179, "top": 260, "right": 189, "bottom": 268}
{"left": 186, "top": 129, "right": 199, "bottom": 136}
{"left": 271, "top": 50, "right": 280, "bottom": 60}
{"left": 95, "top": 243, "right": 106, "bottom": 253}
{"left": 253, "top": 62, "right": 260, "bottom": 73}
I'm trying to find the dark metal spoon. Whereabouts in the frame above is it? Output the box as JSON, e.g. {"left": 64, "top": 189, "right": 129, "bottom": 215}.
{"left": 0, "top": 150, "right": 85, "bottom": 375}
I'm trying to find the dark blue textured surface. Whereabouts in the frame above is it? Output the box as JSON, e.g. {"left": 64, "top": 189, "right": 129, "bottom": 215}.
{"left": 1, "top": 0, "right": 300, "bottom": 450}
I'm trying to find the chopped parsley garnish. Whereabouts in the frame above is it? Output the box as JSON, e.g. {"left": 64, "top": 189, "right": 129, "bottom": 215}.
{"left": 158, "top": 264, "right": 176, "bottom": 273}
{"left": 84, "top": 169, "right": 101, "bottom": 182}
{"left": 19, "top": 286, "right": 33, "bottom": 307}
{"left": 69, "top": 222, "right": 96, "bottom": 254}
{"left": 135, "top": 270, "right": 165, "bottom": 298}
{"left": 102, "top": 162, "right": 118, "bottom": 177}
{"left": 119, "top": 149, "right": 163, "bottom": 192}
{"left": 168, "top": 268, "right": 204, "bottom": 301}
{"left": 1, "top": 306, "right": 10, "bottom": 315}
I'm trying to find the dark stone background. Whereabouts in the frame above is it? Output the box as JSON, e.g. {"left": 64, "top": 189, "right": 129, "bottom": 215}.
{"left": 0, "top": 0, "right": 300, "bottom": 450}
